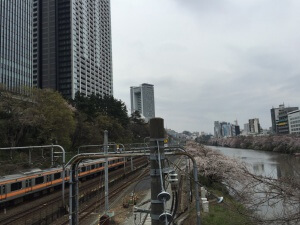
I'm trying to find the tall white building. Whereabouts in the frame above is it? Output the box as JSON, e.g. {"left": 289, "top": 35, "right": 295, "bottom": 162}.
{"left": 243, "top": 123, "right": 250, "bottom": 135}
{"left": 214, "top": 121, "right": 222, "bottom": 138}
{"left": 249, "top": 118, "right": 260, "bottom": 134}
{"left": 288, "top": 110, "right": 300, "bottom": 134}
{"left": 130, "top": 83, "right": 155, "bottom": 121}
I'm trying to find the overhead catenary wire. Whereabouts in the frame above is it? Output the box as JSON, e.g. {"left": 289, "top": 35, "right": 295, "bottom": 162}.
{"left": 157, "top": 140, "right": 166, "bottom": 192}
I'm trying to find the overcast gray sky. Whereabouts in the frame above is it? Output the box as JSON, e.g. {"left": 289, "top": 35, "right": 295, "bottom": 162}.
{"left": 111, "top": 0, "right": 300, "bottom": 134}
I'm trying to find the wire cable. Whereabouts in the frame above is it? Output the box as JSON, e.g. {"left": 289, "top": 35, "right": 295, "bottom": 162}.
{"left": 157, "top": 140, "right": 165, "bottom": 192}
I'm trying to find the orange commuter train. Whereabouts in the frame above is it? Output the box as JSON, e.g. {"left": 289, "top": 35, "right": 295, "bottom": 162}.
{"left": 0, "top": 157, "right": 125, "bottom": 206}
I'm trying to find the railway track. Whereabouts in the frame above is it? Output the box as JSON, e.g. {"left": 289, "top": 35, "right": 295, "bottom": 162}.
{"left": 58, "top": 162, "right": 150, "bottom": 225}
{"left": 0, "top": 157, "right": 148, "bottom": 225}
{"left": 0, "top": 194, "right": 64, "bottom": 225}
{"left": 67, "top": 156, "right": 182, "bottom": 225}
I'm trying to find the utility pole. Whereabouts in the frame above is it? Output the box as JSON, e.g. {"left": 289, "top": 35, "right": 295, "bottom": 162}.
{"left": 186, "top": 158, "right": 190, "bottom": 211}
{"left": 69, "top": 163, "right": 79, "bottom": 225}
{"left": 104, "top": 130, "right": 109, "bottom": 214}
{"left": 150, "top": 118, "right": 165, "bottom": 225}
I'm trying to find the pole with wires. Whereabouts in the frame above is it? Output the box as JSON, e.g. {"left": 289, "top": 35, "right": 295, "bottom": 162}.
{"left": 104, "top": 130, "right": 109, "bottom": 214}
{"left": 150, "top": 118, "right": 173, "bottom": 225}
{"left": 150, "top": 118, "right": 164, "bottom": 225}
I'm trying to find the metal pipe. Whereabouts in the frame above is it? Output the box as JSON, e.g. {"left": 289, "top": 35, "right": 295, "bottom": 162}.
{"left": 65, "top": 151, "right": 182, "bottom": 168}
{"left": 77, "top": 143, "right": 126, "bottom": 154}
{"left": 51, "top": 144, "right": 54, "bottom": 166}
{"left": 29, "top": 149, "right": 31, "bottom": 164}
{"left": 41, "top": 148, "right": 45, "bottom": 159}
{"left": 69, "top": 165, "right": 74, "bottom": 225}
{"left": 173, "top": 150, "right": 201, "bottom": 225}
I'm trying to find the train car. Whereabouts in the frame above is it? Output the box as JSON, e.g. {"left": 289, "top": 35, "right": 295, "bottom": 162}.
{"left": 0, "top": 167, "right": 63, "bottom": 205}
{"left": 77, "top": 157, "right": 125, "bottom": 180}
{"left": 0, "top": 157, "right": 125, "bottom": 207}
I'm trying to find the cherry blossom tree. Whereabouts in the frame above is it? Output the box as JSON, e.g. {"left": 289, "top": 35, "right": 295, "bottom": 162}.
{"left": 185, "top": 141, "right": 300, "bottom": 225}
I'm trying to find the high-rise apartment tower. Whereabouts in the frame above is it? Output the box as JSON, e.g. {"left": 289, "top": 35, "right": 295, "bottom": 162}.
{"left": 130, "top": 83, "right": 155, "bottom": 121}
{"left": 34, "top": 0, "right": 113, "bottom": 98}
{"left": 1, "top": 0, "right": 112, "bottom": 98}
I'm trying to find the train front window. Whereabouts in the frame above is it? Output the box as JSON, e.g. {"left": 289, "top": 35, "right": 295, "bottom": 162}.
{"left": 11, "top": 182, "right": 22, "bottom": 191}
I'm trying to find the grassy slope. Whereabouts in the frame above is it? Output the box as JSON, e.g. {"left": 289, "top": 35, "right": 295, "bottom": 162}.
{"left": 183, "top": 177, "right": 252, "bottom": 225}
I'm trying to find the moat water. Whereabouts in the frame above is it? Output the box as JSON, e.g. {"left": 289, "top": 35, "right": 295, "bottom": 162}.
{"left": 210, "top": 146, "right": 300, "bottom": 179}
{"left": 209, "top": 146, "right": 300, "bottom": 224}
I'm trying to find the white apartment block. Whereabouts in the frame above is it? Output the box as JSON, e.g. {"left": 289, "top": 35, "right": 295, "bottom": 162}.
{"left": 288, "top": 110, "right": 300, "bottom": 134}
{"left": 249, "top": 118, "right": 260, "bottom": 134}
{"left": 32, "top": 0, "right": 113, "bottom": 98}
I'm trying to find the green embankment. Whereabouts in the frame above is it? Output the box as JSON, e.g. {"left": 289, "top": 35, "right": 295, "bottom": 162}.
{"left": 184, "top": 176, "right": 252, "bottom": 225}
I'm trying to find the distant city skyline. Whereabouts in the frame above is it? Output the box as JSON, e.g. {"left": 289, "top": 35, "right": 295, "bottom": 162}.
{"left": 111, "top": 0, "right": 300, "bottom": 133}
{"left": 2, "top": 1, "right": 300, "bottom": 133}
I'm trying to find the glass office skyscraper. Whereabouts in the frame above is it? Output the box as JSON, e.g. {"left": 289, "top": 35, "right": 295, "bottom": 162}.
{"left": 33, "top": 0, "right": 113, "bottom": 99}
{"left": 0, "top": 0, "right": 33, "bottom": 92}
{"left": 130, "top": 83, "right": 155, "bottom": 122}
